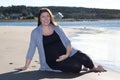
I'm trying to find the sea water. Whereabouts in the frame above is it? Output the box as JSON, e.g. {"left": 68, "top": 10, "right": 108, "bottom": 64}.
{"left": 70, "top": 29, "right": 120, "bottom": 72}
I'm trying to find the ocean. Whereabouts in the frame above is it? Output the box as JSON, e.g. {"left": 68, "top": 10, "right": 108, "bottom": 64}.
{"left": 0, "top": 19, "right": 120, "bottom": 29}
{"left": 0, "top": 19, "right": 120, "bottom": 72}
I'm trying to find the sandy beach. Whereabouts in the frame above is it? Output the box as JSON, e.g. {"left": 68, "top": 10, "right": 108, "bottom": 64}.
{"left": 0, "top": 26, "right": 120, "bottom": 80}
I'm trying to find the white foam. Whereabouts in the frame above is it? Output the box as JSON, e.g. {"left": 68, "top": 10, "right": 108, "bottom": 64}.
{"left": 70, "top": 28, "right": 120, "bottom": 72}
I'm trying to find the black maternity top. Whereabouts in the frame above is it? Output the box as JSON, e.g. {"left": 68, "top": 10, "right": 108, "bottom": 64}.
{"left": 43, "top": 31, "right": 66, "bottom": 68}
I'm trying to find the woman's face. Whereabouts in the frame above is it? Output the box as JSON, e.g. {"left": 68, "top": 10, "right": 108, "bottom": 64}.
{"left": 40, "top": 12, "right": 51, "bottom": 26}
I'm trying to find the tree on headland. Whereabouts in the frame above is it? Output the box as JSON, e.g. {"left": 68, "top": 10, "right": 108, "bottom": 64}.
{"left": 0, "top": 5, "right": 120, "bottom": 20}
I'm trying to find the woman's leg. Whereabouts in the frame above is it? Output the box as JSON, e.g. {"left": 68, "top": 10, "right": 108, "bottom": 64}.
{"left": 73, "top": 51, "right": 94, "bottom": 69}
{"left": 73, "top": 51, "right": 106, "bottom": 72}
{"left": 55, "top": 57, "right": 82, "bottom": 73}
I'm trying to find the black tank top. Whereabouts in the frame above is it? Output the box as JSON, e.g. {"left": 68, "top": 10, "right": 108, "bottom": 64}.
{"left": 43, "top": 31, "right": 66, "bottom": 67}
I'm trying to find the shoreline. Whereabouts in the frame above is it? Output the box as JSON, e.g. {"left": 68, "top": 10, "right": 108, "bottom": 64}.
{"left": 0, "top": 26, "right": 120, "bottom": 80}
{"left": 0, "top": 19, "right": 120, "bottom": 22}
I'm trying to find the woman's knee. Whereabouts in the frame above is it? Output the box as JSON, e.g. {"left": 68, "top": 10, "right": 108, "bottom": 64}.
{"left": 71, "top": 63, "right": 82, "bottom": 73}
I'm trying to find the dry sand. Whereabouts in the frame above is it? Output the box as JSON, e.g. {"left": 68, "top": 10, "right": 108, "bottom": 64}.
{"left": 0, "top": 26, "right": 120, "bottom": 80}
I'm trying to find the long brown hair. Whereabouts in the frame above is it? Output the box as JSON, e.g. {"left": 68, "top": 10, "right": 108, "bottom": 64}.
{"left": 37, "top": 8, "right": 58, "bottom": 27}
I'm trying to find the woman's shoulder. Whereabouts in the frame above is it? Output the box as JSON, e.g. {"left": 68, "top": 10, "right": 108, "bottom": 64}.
{"left": 31, "top": 27, "right": 40, "bottom": 35}
{"left": 33, "top": 26, "right": 39, "bottom": 31}
{"left": 53, "top": 25, "right": 63, "bottom": 31}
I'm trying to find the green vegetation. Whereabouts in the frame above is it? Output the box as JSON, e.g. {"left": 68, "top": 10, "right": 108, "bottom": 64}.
{"left": 0, "top": 5, "right": 120, "bottom": 20}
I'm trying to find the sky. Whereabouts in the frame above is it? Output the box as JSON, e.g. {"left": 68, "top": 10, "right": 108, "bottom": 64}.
{"left": 0, "top": 0, "right": 120, "bottom": 10}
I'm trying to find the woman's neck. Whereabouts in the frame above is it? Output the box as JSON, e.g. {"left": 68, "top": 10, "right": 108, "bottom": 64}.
{"left": 42, "top": 24, "right": 50, "bottom": 28}
{"left": 41, "top": 22, "right": 51, "bottom": 28}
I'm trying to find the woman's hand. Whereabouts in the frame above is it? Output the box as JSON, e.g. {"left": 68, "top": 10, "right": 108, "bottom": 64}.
{"left": 15, "top": 66, "right": 28, "bottom": 71}
{"left": 56, "top": 54, "right": 69, "bottom": 62}
{"left": 15, "top": 59, "right": 31, "bottom": 71}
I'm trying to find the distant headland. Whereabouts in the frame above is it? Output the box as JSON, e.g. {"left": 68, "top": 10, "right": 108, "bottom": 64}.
{"left": 0, "top": 6, "right": 120, "bottom": 21}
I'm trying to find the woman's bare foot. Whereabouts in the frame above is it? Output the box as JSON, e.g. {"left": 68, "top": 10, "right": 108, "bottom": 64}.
{"left": 90, "top": 65, "right": 107, "bottom": 72}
